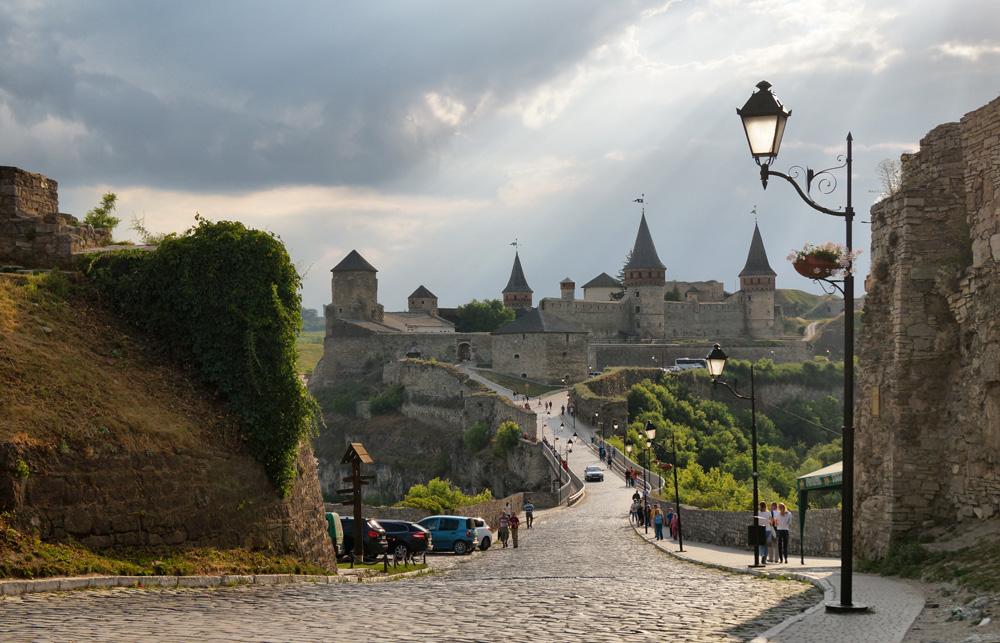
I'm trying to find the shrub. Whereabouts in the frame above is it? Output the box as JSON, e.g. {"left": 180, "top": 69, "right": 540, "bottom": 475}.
{"left": 463, "top": 422, "right": 490, "bottom": 452}
{"left": 492, "top": 420, "right": 521, "bottom": 458}
{"left": 397, "top": 478, "right": 492, "bottom": 514}
{"left": 369, "top": 384, "right": 404, "bottom": 415}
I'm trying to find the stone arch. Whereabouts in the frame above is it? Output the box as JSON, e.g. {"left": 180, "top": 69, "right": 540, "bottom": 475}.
{"left": 457, "top": 342, "right": 471, "bottom": 361}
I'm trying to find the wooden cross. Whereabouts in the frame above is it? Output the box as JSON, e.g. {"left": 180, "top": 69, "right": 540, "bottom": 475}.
{"left": 337, "top": 443, "right": 375, "bottom": 562}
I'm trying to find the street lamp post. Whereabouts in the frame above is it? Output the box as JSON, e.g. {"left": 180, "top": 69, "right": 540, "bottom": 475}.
{"left": 737, "top": 80, "right": 863, "bottom": 612}
{"left": 665, "top": 430, "right": 685, "bottom": 552}
{"left": 643, "top": 421, "right": 656, "bottom": 535}
{"left": 706, "top": 343, "right": 764, "bottom": 569}
{"left": 612, "top": 420, "right": 620, "bottom": 468}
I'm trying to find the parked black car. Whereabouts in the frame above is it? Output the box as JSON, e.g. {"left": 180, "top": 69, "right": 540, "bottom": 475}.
{"left": 338, "top": 517, "right": 389, "bottom": 560}
{"left": 377, "top": 519, "right": 432, "bottom": 559}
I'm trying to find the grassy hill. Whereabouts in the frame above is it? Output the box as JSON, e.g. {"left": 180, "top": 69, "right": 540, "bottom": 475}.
{"left": 0, "top": 271, "right": 334, "bottom": 579}
{"left": 0, "top": 271, "right": 233, "bottom": 452}
{"left": 775, "top": 289, "right": 842, "bottom": 319}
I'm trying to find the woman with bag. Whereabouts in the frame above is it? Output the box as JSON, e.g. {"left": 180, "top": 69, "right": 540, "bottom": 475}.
{"left": 774, "top": 503, "right": 792, "bottom": 563}
{"left": 767, "top": 501, "right": 779, "bottom": 562}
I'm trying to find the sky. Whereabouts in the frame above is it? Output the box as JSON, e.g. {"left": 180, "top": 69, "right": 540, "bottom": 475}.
{"left": 2, "top": 0, "right": 999, "bottom": 314}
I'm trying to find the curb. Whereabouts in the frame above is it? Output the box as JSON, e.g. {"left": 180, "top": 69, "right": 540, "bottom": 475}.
{"left": 0, "top": 567, "right": 433, "bottom": 597}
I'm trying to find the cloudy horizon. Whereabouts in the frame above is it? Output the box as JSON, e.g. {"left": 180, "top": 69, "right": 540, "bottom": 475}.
{"left": 3, "top": 0, "right": 998, "bottom": 313}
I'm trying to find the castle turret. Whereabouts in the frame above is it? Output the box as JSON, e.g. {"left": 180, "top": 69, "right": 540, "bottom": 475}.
{"left": 502, "top": 252, "right": 533, "bottom": 309}
{"left": 623, "top": 213, "right": 666, "bottom": 336}
{"left": 407, "top": 285, "right": 439, "bottom": 316}
{"left": 329, "top": 250, "right": 384, "bottom": 324}
{"left": 560, "top": 277, "right": 575, "bottom": 301}
{"left": 738, "top": 223, "right": 777, "bottom": 336}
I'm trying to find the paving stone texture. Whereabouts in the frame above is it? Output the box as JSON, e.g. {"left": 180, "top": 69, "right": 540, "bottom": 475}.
{"left": 0, "top": 448, "right": 819, "bottom": 642}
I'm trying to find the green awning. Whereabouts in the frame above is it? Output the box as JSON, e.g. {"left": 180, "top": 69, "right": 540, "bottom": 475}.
{"left": 796, "top": 461, "right": 842, "bottom": 564}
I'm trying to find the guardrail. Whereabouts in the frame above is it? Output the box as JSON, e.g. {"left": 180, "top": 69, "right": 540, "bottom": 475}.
{"left": 539, "top": 439, "right": 584, "bottom": 505}
{"left": 591, "top": 438, "right": 664, "bottom": 493}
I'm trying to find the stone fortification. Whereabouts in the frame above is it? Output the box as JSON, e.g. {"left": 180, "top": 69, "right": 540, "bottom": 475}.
{"left": 590, "top": 341, "right": 814, "bottom": 371}
{"left": 856, "top": 95, "right": 1000, "bottom": 559}
{"left": 384, "top": 360, "right": 536, "bottom": 439}
{"left": 0, "top": 167, "right": 110, "bottom": 268}
{"left": 1, "top": 441, "right": 336, "bottom": 568}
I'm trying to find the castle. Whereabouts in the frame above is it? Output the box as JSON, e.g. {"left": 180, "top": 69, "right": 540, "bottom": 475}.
{"left": 309, "top": 214, "right": 781, "bottom": 389}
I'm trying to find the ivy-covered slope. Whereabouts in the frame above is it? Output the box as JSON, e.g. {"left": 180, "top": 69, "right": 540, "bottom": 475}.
{"left": 80, "top": 217, "right": 320, "bottom": 496}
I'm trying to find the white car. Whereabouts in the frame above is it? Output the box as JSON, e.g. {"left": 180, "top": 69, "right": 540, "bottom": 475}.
{"left": 473, "top": 517, "right": 493, "bottom": 550}
{"left": 585, "top": 466, "right": 605, "bottom": 482}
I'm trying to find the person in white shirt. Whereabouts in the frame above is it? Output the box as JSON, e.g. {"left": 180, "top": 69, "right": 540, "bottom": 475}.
{"left": 774, "top": 502, "right": 793, "bottom": 563}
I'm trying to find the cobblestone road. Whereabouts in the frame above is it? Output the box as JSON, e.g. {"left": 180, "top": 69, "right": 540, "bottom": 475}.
{"left": 0, "top": 450, "right": 819, "bottom": 642}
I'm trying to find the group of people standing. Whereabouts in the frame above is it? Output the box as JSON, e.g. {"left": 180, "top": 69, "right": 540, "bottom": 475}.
{"left": 756, "top": 501, "right": 792, "bottom": 564}
{"left": 629, "top": 490, "right": 679, "bottom": 541}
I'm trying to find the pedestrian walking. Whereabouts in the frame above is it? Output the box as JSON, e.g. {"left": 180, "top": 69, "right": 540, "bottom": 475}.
{"left": 509, "top": 513, "right": 520, "bottom": 548}
{"left": 670, "top": 511, "right": 680, "bottom": 540}
{"left": 775, "top": 502, "right": 792, "bottom": 563}
{"left": 498, "top": 511, "right": 510, "bottom": 548}
{"left": 630, "top": 501, "right": 640, "bottom": 524}
{"left": 652, "top": 503, "right": 665, "bottom": 540}
{"left": 643, "top": 501, "right": 652, "bottom": 527}
{"left": 523, "top": 498, "right": 534, "bottom": 529}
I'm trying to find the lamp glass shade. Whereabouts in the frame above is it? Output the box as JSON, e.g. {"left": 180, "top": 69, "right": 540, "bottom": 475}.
{"left": 644, "top": 421, "right": 657, "bottom": 441}
{"left": 737, "top": 81, "right": 790, "bottom": 160}
{"left": 706, "top": 343, "right": 728, "bottom": 378}
{"left": 646, "top": 439, "right": 652, "bottom": 449}
{"left": 613, "top": 420, "right": 619, "bottom": 431}
{"left": 625, "top": 443, "right": 633, "bottom": 454}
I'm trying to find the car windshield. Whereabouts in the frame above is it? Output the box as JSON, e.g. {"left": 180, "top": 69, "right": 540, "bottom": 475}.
{"left": 586, "top": 466, "right": 601, "bottom": 472}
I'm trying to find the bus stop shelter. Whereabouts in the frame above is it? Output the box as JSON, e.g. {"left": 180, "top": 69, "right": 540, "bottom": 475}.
{"left": 795, "top": 461, "right": 842, "bottom": 564}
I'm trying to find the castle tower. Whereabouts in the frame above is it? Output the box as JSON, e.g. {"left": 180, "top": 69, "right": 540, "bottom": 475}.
{"left": 738, "top": 223, "right": 777, "bottom": 336}
{"left": 502, "top": 252, "right": 533, "bottom": 309}
{"left": 559, "top": 277, "right": 575, "bottom": 301}
{"left": 623, "top": 213, "right": 666, "bottom": 336}
{"left": 407, "top": 285, "right": 439, "bottom": 316}
{"left": 329, "top": 250, "right": 384, "bottom": 324}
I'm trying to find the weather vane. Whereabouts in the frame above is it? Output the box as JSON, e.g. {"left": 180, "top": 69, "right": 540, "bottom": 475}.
{"left": 510, "top": 238, "right": 522, "bottom": 250}
{"left": 752, "top": 205, "right": 757, "bottom": 223}
{"left": 633, "top": 194, "right": 645, "bottom": 215}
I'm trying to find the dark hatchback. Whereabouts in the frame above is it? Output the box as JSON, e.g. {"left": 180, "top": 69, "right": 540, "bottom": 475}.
{"left": 377, "top": 519, "right": 432, "bottom": 559}
{"left": 338, "top": 517, "right": 389, "bottom": 560}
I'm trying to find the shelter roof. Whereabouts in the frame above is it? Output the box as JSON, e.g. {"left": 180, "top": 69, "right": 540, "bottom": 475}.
{"left": 492, "top": 307, "right": 587, "bottom": 335}
{"left": 582, "top": 272, "right": 621, "bottom": 289}
{"left": 797, "top": 461, "right": 843, "bottom": 491}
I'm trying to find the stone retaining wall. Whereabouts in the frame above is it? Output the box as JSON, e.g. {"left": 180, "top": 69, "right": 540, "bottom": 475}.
{"left": 646, "top": 496, "right": 843, "bottom": 557}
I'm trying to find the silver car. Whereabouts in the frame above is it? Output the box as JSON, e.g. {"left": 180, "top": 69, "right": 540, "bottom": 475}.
{"left": 585, "top": 466, "right": 605, "bottom": 482}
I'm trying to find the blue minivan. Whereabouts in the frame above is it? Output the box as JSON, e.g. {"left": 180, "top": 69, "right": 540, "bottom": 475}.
{"left": 416, "top": 515, "right": 478, "bottom": 555}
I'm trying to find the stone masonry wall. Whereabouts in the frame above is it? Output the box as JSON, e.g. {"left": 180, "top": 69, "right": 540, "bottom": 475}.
{"left": 590, "top": 341, "right": 813, "bottom": 371}
{"left": 1, "top": 441, "right": 337, "bottom": 568}
{"left": 856, "top": 95, "right": 1000, "bottom": 559}
{"left": 0, "top": 167, "right": 110, "bottom": 268}
{"left": 644, "top": 496, "right": 843, "bottom": 557}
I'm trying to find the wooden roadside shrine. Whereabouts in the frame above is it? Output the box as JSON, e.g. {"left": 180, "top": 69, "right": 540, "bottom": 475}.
{"left": 337, "top": 442, "right": 375, "bottom": 563}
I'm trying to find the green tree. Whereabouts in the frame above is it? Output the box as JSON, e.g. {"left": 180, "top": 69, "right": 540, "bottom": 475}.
{"left": 397, "top": 478, "right": 492, "bottom": 514}
{"left": 300, "top": 306, "right": 325, "bottom": 331}
{"left": 610, "top": 250, "right": 631, "bottom": 301}
{"left": 84, "top": 192, "right": 120, "bottom": 233}
{"left": 665, "top": 285, "right": 682, "bottom": 301}
{"left": 463, "top": 422, "right": 490, "bottom": 452}
{"left": 492, "top": 420, "right": 521, "bottom": 457}
{"left": 455, "top": 298, "right": 514, "bottom": 332}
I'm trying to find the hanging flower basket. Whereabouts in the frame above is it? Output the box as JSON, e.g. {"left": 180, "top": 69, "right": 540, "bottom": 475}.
{"left": 793, "top": 256, "right": 840, "bottom": 279}
{"left": 787, "top": 242, "right": 862, "bottom": 279}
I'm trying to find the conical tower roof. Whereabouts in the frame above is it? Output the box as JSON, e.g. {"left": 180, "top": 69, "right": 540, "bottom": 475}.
{"left": 502, "top": 252, "right": 533, "bottom": 294}
{"left": 624, "top": 213, "right": 666, "bottom": 271}
{"left": 738, "top": 223, "right": 776, "bottom": 277}
{"left": 331, "top": 250, "right": 377, "bottom": 272}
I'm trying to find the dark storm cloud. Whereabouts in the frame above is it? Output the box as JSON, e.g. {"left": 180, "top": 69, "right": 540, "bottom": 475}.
{"left": 0, "top": 1, "right": 653, "bottom": 191}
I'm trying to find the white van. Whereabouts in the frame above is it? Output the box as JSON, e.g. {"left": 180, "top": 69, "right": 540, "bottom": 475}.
{"left": 674, "top": 358, "right": 707, "bottom": 371}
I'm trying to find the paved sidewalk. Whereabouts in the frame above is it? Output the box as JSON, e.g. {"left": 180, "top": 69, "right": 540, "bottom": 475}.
{"left": 552, "top": 406, "right": 927, "bottom": 642}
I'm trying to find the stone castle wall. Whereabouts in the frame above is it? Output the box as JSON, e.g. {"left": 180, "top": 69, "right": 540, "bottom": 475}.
{"left": 1, "top": 441, "right": 337, "bottom": 568}
{"left": 856, "top": 95, "right": 1000, "bottom": 559}
{"left": 310, "top": 324, "right": 492, "bottom": 386}
{"left": 0, "top": 167, "right": 111, "bottom": 268}
{"left": 540, "top": 298, "right": 628, "bottom": 339}
{"left": 492, "top": 331, "right": 589, "bottom": 384}
{"left": 384, "top": 359, "right": 537, "bottom": 438}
